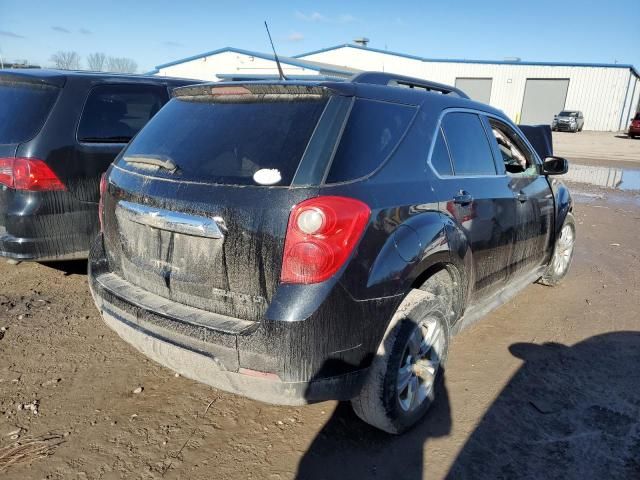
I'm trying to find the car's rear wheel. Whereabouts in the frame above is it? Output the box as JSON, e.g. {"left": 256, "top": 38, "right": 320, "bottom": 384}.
{"left": 538, "top": 213, "right": 576, "bottom": 286}
{"left": 351, "top": 287, "right": 451, "bottom": 434}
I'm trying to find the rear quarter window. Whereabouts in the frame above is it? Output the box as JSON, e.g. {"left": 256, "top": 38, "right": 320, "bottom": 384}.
{"left": 0, "top": 79, "right": 60, "bottom": 144}
{"left": 77, "top": 84, "right": 168, "bottom": 143}
{"left": 430, "top": 128, "right": 454, "bottom": 176}
{"left": 325, "top": 99, "right": 415, "bottom": 183}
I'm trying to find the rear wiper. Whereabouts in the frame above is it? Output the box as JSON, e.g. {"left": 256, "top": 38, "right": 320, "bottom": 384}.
{"left": 122, "top": 154, "right": 178, "bottom": 172}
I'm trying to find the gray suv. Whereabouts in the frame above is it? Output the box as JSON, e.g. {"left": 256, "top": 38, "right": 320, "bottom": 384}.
{"left": 552, "top": 110, "right": 584, "bottom": 132}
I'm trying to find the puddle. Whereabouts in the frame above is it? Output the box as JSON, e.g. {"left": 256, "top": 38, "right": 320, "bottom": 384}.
{"left": 566, "top": 164, "right": 640, "bottom": 191}
{"left": 572, "top": 190, "right": 640, "bottom": 208}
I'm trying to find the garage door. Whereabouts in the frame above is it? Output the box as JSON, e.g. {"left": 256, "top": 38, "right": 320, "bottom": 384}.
{"left": 455, "top": 78, "right": 493, "bottom": 104}
{"left": 520, "top": 79, "right": 569, "bottom": 125}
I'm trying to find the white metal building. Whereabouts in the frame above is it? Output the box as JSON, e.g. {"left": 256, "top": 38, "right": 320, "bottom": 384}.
{"left": 150, "top": 47, "right": 355, "bottom": 82}
{"left": 151, "top": 43, "right": 640, "bottom": 131}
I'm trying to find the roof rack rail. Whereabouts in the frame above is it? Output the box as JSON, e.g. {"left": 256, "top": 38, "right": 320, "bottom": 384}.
{"left": 350, "top": 71, "right": 469, "bottom": 98}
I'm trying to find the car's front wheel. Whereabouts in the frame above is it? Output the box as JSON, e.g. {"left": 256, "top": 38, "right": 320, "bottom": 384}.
{"left": 539, "top": 213, "right": 576, "bottom": 286}
{"left": 351, "top": 288, "right": 450, "bottom": 434}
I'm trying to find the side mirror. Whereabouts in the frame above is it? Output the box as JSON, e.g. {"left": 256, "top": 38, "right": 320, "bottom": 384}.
{"left": 542, "top": 156, "right": 569, "bottom": 175}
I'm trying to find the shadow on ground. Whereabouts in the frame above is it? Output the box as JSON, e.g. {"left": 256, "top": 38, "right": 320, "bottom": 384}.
{"left": 296, "top": 371, "right": 452, "bottom": 480}
{"left": 296, "top": 332, "right": 640, "bottom": 479}
{"left": 449, "top": 331, "right": 640, "bottom": 479}
{"left": 39, "top": 260, "right": 88, "bottom": 276}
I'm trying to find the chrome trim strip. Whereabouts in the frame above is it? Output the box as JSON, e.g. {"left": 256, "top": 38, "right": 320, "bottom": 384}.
{"left": 116, "top": 201, "right": 224, "bottom": 239}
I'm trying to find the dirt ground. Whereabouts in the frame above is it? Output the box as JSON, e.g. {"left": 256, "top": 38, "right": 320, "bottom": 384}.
{"left": 1, "top": 151, "right": 639, "bottom": 479}
{"left": 553, "top": 130, "right": 640, "bottom": 164}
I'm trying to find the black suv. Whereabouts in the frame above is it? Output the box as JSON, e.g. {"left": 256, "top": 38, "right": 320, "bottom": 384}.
{"left": 89, "top": 73, "right": 575, "bottom": 433}
{"left": 0, "top": 69, "right": 194, "bottom": 262}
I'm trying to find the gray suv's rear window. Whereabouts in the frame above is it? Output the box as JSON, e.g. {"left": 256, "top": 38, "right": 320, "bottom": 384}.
{"left": 118, "top": 97, "right": 328, "bottom": 186}
{"left": 0, "top": 79, "right": 59, "bottom": 144}
{"left": 78, "top": 84, "right": 168, "bottom": 143}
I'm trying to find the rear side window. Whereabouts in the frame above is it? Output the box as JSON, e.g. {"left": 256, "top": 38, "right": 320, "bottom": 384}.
{"left": 78, "top": 84, "right": 167, "bottom": 143}
{"left": 441, "top": 112, "right": 496, "bottom": 176}
{"left": 325, "top": 99, "right": 415, "bottom": 183}
{"left": 0, "top": 79, "right": 59, "bottom": 144}
{"left": 119, "top": 97, "right": 329, "bottom": 186}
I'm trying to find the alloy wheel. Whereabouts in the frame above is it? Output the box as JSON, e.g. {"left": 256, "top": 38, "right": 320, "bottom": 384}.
{"left": 397, "top": 318, "right": 445, "bottom": 412}
{"left": 552, "top": 224, "right": 575, "bottom": 276}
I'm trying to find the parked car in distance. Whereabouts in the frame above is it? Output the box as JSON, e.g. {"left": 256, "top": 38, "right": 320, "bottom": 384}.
{"left": 0, "top": 69, "right": 195, "bottom": 263}
{"left": 552, "top": 110, "right": 584, "bottom": 132}
{"left": 628, "top": 112, "right": 640, "bottom": 138}
{"left": 89, "top": 73, "right": 575, "bottom": 434}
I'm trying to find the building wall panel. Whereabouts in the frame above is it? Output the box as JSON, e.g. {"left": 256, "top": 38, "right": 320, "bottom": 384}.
{"left": 302, "top": 47, "right": 635, "bottom": 131}
{"left": 156, "top": 51, "right": 318, "bottom": 81}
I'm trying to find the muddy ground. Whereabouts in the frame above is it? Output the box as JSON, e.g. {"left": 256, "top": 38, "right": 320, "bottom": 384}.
{"left": 1, "top": 154, "right": 639, "bottom": 479}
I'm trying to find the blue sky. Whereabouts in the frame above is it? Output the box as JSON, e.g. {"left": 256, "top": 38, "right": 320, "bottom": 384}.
{"left": 1, "top": 0, "right": 638, "bottom": 72}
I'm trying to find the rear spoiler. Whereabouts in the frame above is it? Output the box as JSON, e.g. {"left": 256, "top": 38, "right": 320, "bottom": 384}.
{"left": 173, "top": 83, "right": 340, "bottom": 103}
{"left": 518, "top": 125, "right": 553, "bottom": 159}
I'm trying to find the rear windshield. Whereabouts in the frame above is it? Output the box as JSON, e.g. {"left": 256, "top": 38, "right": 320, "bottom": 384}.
{"left": 77, "top": 84, "right": 168, "bottom": 143}
{"left": 0, "top": 79, "right": 59, "bottom": 144}
{"left": 118, "top": 97, "right": 328, "bottom": 186}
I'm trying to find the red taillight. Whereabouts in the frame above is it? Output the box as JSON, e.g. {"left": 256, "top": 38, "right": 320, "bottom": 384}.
{"left": 0, "top": 158, "right": 13, "bottom": 188}
{"left": 98, "top": 173, "right": 107, "bottom": 232}
{"left": 281, "top": 196, "right": 370, "bottom": 284}
{"left": 0, "top": 157, "right": 65, "bottom": 191}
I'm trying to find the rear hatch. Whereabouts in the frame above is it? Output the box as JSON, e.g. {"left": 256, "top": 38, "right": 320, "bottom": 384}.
{"left": 102, "top": 83, "right": 351, "bottom": 321}
{"left": 0, "top": 73, "right": 62, "bottom": 233}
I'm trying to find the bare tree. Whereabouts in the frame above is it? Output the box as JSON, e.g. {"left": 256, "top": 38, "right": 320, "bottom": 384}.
{"left": 87, "top": 52, "right": 107, "bottom": 71}
{"left": 106, "top": 56, "right": 137, "bottom": 73}
{"left": 50, "top": 51, "right": 81, "bottom": 70}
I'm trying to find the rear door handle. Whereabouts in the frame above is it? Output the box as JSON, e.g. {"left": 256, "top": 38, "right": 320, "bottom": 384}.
{"left": 453, "top": 192, "right": 473, "bottom": 205}
{"left": 516, "top": 191, "right": 529, "bottom": 203}
{"left": 117, "top": 201, "right": 225, "bottom": 239}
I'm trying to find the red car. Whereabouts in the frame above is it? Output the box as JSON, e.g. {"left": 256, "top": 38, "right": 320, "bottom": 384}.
{"left": 629, "top": 113, "right": 640, "bottom": 138}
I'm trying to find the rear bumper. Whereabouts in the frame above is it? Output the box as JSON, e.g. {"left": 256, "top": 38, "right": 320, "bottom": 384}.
{"left": 0, "top": 189, "right": 97, "bottom": 261}
{"left": 554, "top": 123, "right": 578, "bottom": 131}
{"left": 0, "top": 229, "right": 89, "bottom": 261}
{"left": 629, "top": 126, "right": 640, "bottom": 135}
{"left": 88, "top": 234, "right": 402, "bottom": 404}
{"left": 95, "top": 302, "right": 368, "bottom": 405}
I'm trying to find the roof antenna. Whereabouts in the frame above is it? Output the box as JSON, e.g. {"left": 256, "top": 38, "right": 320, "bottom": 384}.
{"left": 264, "top": 21, "right": 287, "bottom": 81}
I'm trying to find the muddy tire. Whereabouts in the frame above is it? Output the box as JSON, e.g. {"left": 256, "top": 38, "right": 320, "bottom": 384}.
{"left": 539, "top": 213, "right": 576, "bottom": 286}
{"left": 351, "top": 288, "right": 450, "bottom": 434}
